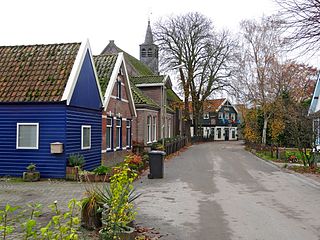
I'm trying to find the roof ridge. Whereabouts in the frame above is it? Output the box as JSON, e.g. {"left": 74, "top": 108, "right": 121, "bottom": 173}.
{"left": 0, "top": 42, "right": 80, "bottom": 48}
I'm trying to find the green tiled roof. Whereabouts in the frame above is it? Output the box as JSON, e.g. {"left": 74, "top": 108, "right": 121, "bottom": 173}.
{"left": 131, "top": 75, "right": 165, "bottom": 85}
{"left": 131, "top": 83, "right": 160, "bottom": 109}
{"left": 101, "top": 41, "right": 154, "bottom": 76}
{"left": 166, "top": 105, "right": 175, "bottom": 114}
{"left": 94, "top": 54, "right": 118, "bottom": 93}
{"left": 167, "top": 88, "right": 182, "bottom": 103}
{"left": 0, "top": 42, "right": 80, "bottom": 102}
{"left": 125, "top": 53, "right": 154, "bottom": 76}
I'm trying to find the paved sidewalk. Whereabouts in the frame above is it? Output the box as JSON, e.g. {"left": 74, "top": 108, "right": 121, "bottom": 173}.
{"left": 0, "top": 180, "right": 89, "bottom": 210}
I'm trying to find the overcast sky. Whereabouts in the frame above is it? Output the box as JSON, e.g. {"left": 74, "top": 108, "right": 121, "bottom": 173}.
{"left": 1, "top": 0, "right": 319, "bottom": 67}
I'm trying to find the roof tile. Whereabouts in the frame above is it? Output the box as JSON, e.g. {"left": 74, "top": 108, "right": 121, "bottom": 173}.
{"left": 0, "top": 42, "right": 80, "bottom": 102}
{"left": 94, "top": 54, "right": 118, "bottom": 93}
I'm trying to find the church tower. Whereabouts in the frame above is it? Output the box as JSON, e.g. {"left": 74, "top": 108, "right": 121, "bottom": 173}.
{"left": 139, "top": 21, "right": 159, "bottom": 75}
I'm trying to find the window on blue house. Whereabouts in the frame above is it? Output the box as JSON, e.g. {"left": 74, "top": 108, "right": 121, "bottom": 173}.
{"left": 81, "top": 125, "right": 91, "bottom": 150}
{"left": 106, "top": 118, "right": 113, "bottom": 150}
{"left": 126, "top": 120, "right": 131, "bottom": 148}
{"left": 17, "top": 123, "right": 39, "bottom": 149}
{"left": 116, "top": 119, "right": 122, "bottom": 149}
{"left": 218, "top": 112, "right": 223, "bottom": 119}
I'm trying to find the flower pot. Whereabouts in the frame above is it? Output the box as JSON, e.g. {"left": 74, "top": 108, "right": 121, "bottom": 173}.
{"left": 99, "top": 226, "right": 136, "bottom": 240}
{"left": 66, "top": 166, "right": 79, "bottom": 181}
{"left": 23, "top": 171, "right": 40, "bottom": 182}
{"left": 118, "top": 226, "right": 136, "bottom": 240}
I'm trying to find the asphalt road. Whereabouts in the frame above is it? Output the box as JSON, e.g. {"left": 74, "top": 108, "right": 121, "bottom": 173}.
{"left": 135, "top": 141, "right": 320, "bottom": 240}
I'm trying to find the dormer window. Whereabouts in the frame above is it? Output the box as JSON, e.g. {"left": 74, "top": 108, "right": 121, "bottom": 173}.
{"left": 203, "top": 113, "right": 209, "bottom": 119}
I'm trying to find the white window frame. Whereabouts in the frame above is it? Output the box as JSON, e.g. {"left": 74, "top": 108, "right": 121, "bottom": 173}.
{"left": 167, "top": 118, "right": 171, "bottom": 138}
{"left": 115, "top": 118, "right": 122, "bottom": 150}
{"left": 152, "top": 116, "right": 157, "bottom": 142}
{"left": 147, "top": 116, "right": 152, "bottom": 143}
{"left": 231, "top": 113, "right": 236, "bottom": 121}
{"left": 126, "top": 120, "right": 131, "bottom": 148}
{"left": 106, "top": 118, "right": 112, "bottom": 151}
{"left": 225, "top": 112, "right": 230, "bottom": 119}
{"left": 218, "top": 112, "right": 223, "bottom": 119}
{"left": 203, "top": 112, "right": 209, "bottom": 119}
{"left": 16, "top": 123, "right": 39, "bottom": 150}
{"left": 81, "top": 125, "right": 91, "bottom": 150}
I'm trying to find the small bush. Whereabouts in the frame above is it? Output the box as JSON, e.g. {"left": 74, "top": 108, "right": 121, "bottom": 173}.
{"left": 92, "top": 165, "right": 112, "bottom": 175}
{"left": 68, "top": 153, "right": 85, "bottom": 167}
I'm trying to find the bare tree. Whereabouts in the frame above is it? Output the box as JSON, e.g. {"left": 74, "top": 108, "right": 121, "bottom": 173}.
{"left": 234, "top": 16, "right": 285, "bottom": 145}
{"left": 190, "top": 30, "right": 236, "bottom": 136}
{"left": 154, "top": 12, "right": 235, "bottom": 137}
{"left": 276, "top": 0, "right": 320, "bottom": 54}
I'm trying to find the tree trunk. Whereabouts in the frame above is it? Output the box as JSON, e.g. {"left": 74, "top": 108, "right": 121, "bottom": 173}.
{"left": 183, "top": 95, "right": 191, "bottom": 140}
{"left": 262, "top": 117, "right": 268, "bottom": 145}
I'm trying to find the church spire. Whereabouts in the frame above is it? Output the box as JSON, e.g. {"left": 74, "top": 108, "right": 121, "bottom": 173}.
{"left": 144, "top": 20, "right": 154, "bottom": 44}
{"left": 140, "top": 20, "right": 159, "bottom": 75}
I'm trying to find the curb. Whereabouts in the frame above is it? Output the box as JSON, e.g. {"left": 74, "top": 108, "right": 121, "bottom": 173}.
{"left": 249, "top": 150, "right": 320, "bottom": 190}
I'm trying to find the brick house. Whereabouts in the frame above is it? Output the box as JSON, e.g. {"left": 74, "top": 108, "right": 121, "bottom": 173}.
{"left": 191, "top": 98, "right": 240, "bottom": 141}
{"left": 94, "top": 53, "right": 136, "bottom": 165}
{"left": 100, "top": 21, "right": 183, "bottom": 146}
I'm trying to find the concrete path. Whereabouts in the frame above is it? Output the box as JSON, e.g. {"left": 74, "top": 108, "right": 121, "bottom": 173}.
{"left": 135, "top": 141, "right": 320, "bottom": 240}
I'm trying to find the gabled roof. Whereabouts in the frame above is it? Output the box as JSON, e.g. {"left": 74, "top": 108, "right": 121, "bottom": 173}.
{"left": 203, "top": 99, "right": 226, "bottom": 112}
{"left": 131, "top": 83, "right": 160, "bottom": 109}
{"left": 101, "top": 40, "right": 154, "bottom": 76}
{"left": 167, "top": 88, "right": 182, "bottom": 103}
{"left": 309, "top": 72, "right": 320, "bottom": 115}
{"left": 93, "top": 54, "right": 118, "bottom": 93}
{"left": 0, "top": 42, "right": 80, "bottom": 102}
{"left": 188, "top": 98, "right": 237, "bottom": 113}
{"left": 94, "top": 52, "right": 136, "bottom": 116}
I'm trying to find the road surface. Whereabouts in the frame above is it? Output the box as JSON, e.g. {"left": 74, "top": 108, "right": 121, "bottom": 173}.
{"left": 135, "top": 141, "right": 320, "bottom": 240}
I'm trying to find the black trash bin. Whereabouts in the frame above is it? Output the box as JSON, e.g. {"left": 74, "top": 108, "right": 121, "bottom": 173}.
{"left": 148, "top": 150, "right": 166, "bottom": 179}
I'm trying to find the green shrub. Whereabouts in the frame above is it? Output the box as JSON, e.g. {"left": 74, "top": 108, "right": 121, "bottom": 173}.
{"left": 92, "top": 165, "right": 112, "bottom": 175}
{"left": 68, "top": 153, "right": 85, "bottom": 167}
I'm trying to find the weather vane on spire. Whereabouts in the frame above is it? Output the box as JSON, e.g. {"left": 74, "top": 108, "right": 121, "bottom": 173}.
{"left": 148, "top": 9, "right": 152, "bottom": 23}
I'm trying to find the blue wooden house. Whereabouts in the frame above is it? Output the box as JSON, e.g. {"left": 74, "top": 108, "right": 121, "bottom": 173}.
{"left": 0, "top": 40, "right": 103, "bottom": 178}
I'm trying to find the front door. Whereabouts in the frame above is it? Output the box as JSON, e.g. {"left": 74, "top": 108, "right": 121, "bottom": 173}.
{"left": 224, "top": 128, "right": 229, "bottom": 141}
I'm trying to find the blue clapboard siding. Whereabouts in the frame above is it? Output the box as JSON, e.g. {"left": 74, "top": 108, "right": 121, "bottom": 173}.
{"left": 66, "top": 106, "right": 101, "bottom": 171}
{"left": 0, "top": 103, "right": 66, "bottom": 178}
{"left": 70, "top": 50, "right": 102, "bottom": 110}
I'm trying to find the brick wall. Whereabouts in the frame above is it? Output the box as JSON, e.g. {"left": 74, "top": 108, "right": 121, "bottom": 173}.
{"left": 101, "top": 72, "right": 135, "bottom": 165}
{"left": 133, "top": 109, "right": 160, "bottom": 145}
{"left": 139, "top": 86, "right": 162, "bottom": 106}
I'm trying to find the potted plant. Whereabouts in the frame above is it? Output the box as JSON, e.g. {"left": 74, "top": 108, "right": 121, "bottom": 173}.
{"left": 92, "top": 165, "right": 112, "bottom": 182}
{"left": 81, "top": 187, "right": 103, "bottom": 230}
{"left": 66, "top": 153, "right": 85, "bottom": 180}
{"left": 99, "top": 163, "right": 140, "bottom": 240}
{"left": 23, "top": 163, "right": 40, "bottom": 182}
